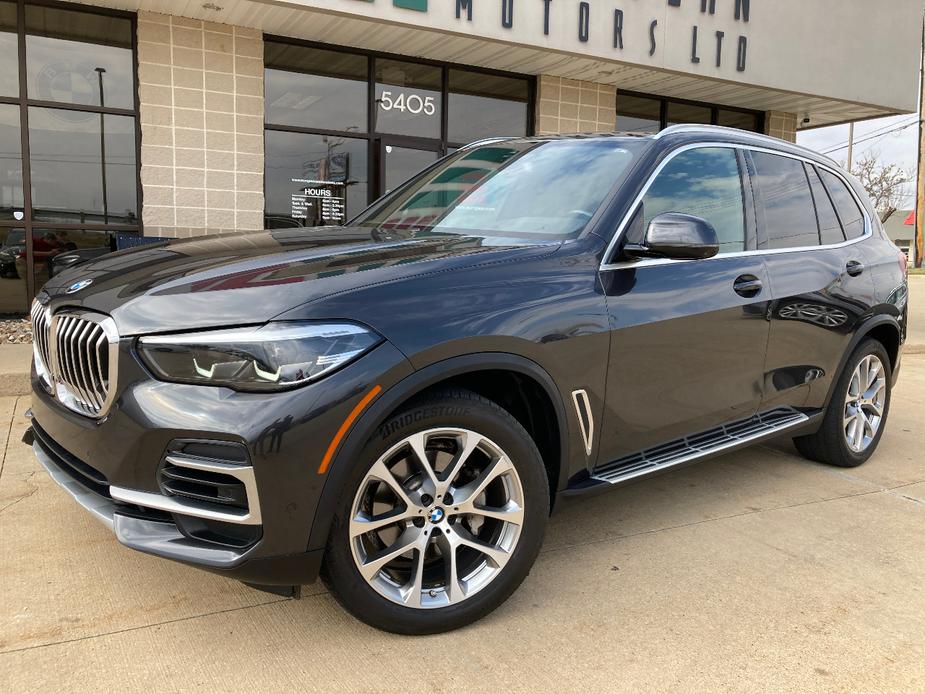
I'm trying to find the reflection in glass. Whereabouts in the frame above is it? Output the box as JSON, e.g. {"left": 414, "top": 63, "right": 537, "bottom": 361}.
{"left": 355, "top": 139, "right": 645, "bottom": 240}
{"left": 264, "top": 130, "right": 368, "bottom": 228}
{"left": 0, "top": 104, "right": 23, "bottom": 220}
{"left": 30, "top": 228, "right": 116, "bottom": 288}
{"left": 751, "top": 152, "right": 819, "bottom": 249}
{"left": 0, "top": 1, "right": 18, "bottom": 98}
{"left": 0, "top": 227, "right": 27, "bottom": 312}
{"left": 384, "top": 145, "right": 438, "bottom": 193}
{"left": 25, "top": 5, "right": 134, "bottom": 109}
{"left": 264, "top": 44, "right": 367, "bottom": 132}
{"left": 374, "top": 59, "right": 441, "bottom": 138}
{"left": 819, "top": 169, "right": 866, "bottom": 240}
{"left": 666, "top": 102, "right": 711, "bottom": 127}
{"left": 447, "top": 70, "right": 529, "bottom": 144}
{"left": 28, "top": 107, "right": 137, "bottom": 224}
{"left": 616, "top": 94, "right": 661, "bottom": 133}
{"left": 641, "top": 147, "right": 745, "bottom": 252}
{"left": 806, "top": 166, "right": 845, "bottom": 245}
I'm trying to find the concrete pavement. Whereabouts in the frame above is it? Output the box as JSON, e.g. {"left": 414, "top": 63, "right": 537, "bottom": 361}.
{"left": 2, "top": 354, "right": 924, "bottom": 692}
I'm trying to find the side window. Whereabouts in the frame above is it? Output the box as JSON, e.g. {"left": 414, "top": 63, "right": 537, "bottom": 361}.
{"left": 641, "top": 147, "right": 745, "bottom": 253}
{"left": 806, "top": 165, "right": 845, "bottom": 245}
{"left": 751, "top": 151, "right": 819, "bottom": 249}
{"left": 819, "top": 169, "right": 866, "bottom": 240}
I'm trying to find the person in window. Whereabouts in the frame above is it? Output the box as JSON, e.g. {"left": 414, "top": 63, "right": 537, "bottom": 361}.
{"left": 55, "top": 231, "right": 78, "bottom": 252}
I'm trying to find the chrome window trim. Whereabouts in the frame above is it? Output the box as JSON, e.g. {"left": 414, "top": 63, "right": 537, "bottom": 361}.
{"left": 571, "top": 388, "right": 594, "bottom": 456}
{"left": 599, "top": 141, "right": 873, "bottom": 272}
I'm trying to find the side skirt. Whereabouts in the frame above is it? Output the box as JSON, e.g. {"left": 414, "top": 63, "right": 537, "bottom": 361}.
{"left": 560, "top": 407, "right": 821, "bottom": 499}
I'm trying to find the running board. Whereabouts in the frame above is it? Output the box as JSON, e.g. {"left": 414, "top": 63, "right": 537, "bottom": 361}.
{"left": 591, "top": 407, "right": 810, "bottom": 485}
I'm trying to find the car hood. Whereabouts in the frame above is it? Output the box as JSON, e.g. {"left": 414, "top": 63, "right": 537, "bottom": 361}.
{"left": 40, "top": 226, "right": 559, "bottom": 335}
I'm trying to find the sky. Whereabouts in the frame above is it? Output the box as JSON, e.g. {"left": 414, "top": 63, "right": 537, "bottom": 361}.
{"left": 797, "top": 113, "right": 920, "bottom": 211}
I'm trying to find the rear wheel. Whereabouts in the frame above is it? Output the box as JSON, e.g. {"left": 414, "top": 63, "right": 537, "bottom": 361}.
{"left": 322, "top": 389, "right": 549, "bottom": 634}
{"left": 793, "top": 339, "right": 891, "bottom": 467}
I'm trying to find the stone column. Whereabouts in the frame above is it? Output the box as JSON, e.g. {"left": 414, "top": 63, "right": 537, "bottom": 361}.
{"left": 136, "top": 12, "right": 265, "bottom": 237}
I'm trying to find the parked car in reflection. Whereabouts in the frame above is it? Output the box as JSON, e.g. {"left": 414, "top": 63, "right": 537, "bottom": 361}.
{"left": 0, "top": 229, "right": 26, "bottom": 279}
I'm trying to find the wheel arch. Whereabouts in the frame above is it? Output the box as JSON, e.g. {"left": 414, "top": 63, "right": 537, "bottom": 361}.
{"left": 306, "top": 352, "right": 571, "bottom": 551}
{"left": 822, "top": 314, "right": 902, "bottom": 411}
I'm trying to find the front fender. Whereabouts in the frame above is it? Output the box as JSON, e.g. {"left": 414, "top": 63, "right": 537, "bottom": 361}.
{"left": 305, "top": 352, "right": 572, "bottom": 552}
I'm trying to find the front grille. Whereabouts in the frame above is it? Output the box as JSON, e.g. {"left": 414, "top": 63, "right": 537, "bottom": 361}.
{"left": 30, "top": 302, "right": 119, "bottom": 418}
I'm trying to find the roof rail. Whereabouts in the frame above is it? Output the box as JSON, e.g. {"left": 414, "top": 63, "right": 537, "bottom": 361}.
{"left": 652, "top": 123, "right": 839, "bottom": 166}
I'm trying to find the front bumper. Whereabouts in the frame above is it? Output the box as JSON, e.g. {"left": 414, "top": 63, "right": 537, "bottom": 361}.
{"left": 27, "top": 339, "right": 414, "bottom": 585}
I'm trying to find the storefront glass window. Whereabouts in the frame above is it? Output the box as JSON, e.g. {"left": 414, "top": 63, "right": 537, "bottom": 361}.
{"left": 0, "top": 104, "right": 23, "bottom": 221}
{"left": 374, "top": 59, "right": 442, "bottom": 139}
{"left": 666, "top": 102, "right": 712, "bottom": 127}
{"left": 447, "top": 70, "right": 529, "bottom": 144}
{"left": 0, "top": 228, "right": 26, "bottom": 312}
{"left": 717, "top": 109, "right": 759, "bottom": 132}
{"left": 616, "top": 91, "right": 763, "bottom": 134}
{"left": 0, "top": 2, "right": 140, "bottom": 313}
{"left": 25, "top": 5, "right": 134, "bottom": 109}
{"left": 29, "top": 108, "right": 137, "bottom": 225}
{"left": 264, "top": 40, "right": 533, "bottom": 224}
{"left": 615, "top": 94, "right": 661, "bottom": 133}
{"left": 265, "top": 44, "right": 367, "bottom": 133}
{"left": 264, "top": 130, "right": 368, "bottom": 228}
{"left": 0, "top": 2, "right": 19, "bottom": 97}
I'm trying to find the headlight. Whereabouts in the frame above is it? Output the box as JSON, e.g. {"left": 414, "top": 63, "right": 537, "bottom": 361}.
{"left": 137, "top": 322, "right": 381, "bottom": 391}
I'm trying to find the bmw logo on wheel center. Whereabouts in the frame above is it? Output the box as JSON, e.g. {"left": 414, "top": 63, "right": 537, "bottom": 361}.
{"left": 65, "top": 278, "right": 93, "bottom": 294}
{"left": 429, "top": 507, "right": 445, "bottom": 523}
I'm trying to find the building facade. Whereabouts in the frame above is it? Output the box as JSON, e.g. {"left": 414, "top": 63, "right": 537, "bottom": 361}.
{"left": 0, "top": 0, "right": 919, "bottom": 312}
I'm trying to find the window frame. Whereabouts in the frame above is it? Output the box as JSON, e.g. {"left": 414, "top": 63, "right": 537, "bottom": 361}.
{"left": 0, "top": 0, "right": 141, "bottom": 303}
{"left": 263, "top": 36, "right": 535, "bottom": 229}
{"left": 617, "top": 89, "right": 765, "bottom": 134}
{"left": 600, "top": 142, "right": 872, "bottom": 270}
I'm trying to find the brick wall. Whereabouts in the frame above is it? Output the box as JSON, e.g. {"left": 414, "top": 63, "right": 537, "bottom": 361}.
{"left": 136, "top": 12, "right": 264, "bottom": 237}
{"left": 765, "top": 111, "right": 798, "bottom": 143}
{"left": 535, "top": 75, "right": 616, "bottom": 135}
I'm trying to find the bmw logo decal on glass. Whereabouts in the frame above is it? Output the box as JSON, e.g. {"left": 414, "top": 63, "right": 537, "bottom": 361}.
{"left": 65, "top": 279, "right": 93, "bottom": 294}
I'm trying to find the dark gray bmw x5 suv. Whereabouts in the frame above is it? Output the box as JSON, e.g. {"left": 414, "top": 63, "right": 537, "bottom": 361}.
{"left": 24, "top": 125, "right": 908, "bottom": 633}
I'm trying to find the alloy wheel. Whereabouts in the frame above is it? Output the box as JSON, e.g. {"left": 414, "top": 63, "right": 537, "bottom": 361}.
{"left": 843, "top": 354, "right": 887, "bottom": 453}
{"left": 349, "top": 428, "right": 525, "bottom": 609}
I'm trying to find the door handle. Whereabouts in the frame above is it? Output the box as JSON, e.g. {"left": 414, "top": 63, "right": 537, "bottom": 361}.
{"left": 846, "top": 260, "right": 865, "bottom": 277}
{"left": 733, "top": 274, "right": 763, "bottom": 298}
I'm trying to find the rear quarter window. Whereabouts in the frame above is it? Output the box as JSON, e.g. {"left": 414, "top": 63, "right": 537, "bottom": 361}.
{"left": 806, "top": 166, "right": 845, "bottom": 245}
{"left": 819, "top": 169, "right": 866, "bottom": 240}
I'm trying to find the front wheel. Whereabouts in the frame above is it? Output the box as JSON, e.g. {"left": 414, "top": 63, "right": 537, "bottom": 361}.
{"left": 322, "top": 389, "right": 549, "bottom": 634}
{"left": 793, "top": 339, "right": 892, "bottom": 467}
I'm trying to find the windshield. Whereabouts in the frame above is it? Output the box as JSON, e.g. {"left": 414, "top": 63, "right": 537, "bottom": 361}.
{"left": 352, "top": 138, "right": 648, "bottom": 240}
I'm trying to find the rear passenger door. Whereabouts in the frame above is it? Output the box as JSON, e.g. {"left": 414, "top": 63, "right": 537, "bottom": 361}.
{"left": 749, "top": 149, "right": 876, "bottom": 412}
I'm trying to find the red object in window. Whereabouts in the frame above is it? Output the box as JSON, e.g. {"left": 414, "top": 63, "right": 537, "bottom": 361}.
{"left": 903, "top": 210, "right": 915, "bottom": 225}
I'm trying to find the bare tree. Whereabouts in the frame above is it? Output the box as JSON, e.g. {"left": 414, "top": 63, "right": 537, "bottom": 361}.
{"left": 845, "top": 150, "right": 913, "bottom": 223}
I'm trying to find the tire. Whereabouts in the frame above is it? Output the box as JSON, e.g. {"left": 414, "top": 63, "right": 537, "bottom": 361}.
{"left": 322, "top": 388, "right": 550, "bottom": 634}
{"left": 793, "top": 339, "right": 892, "bottom": 467}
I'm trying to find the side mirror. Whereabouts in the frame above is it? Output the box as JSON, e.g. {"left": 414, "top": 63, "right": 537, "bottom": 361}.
{"left": 623, "top": 212, "right": 719, "bottom": 261}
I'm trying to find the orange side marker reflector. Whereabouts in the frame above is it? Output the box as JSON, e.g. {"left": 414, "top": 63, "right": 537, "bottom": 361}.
{"left": 317, "top": 384, "right": 382, "bottom": 475}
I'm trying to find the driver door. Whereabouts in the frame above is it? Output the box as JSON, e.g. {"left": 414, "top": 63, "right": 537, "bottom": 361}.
{"left": 597, "top": 146, "right": 771, "bottom": 462}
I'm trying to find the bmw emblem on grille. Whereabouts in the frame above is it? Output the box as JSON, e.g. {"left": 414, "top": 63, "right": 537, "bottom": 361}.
{"left": 65, "top": 279, "right": 93, "bottom": 294}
